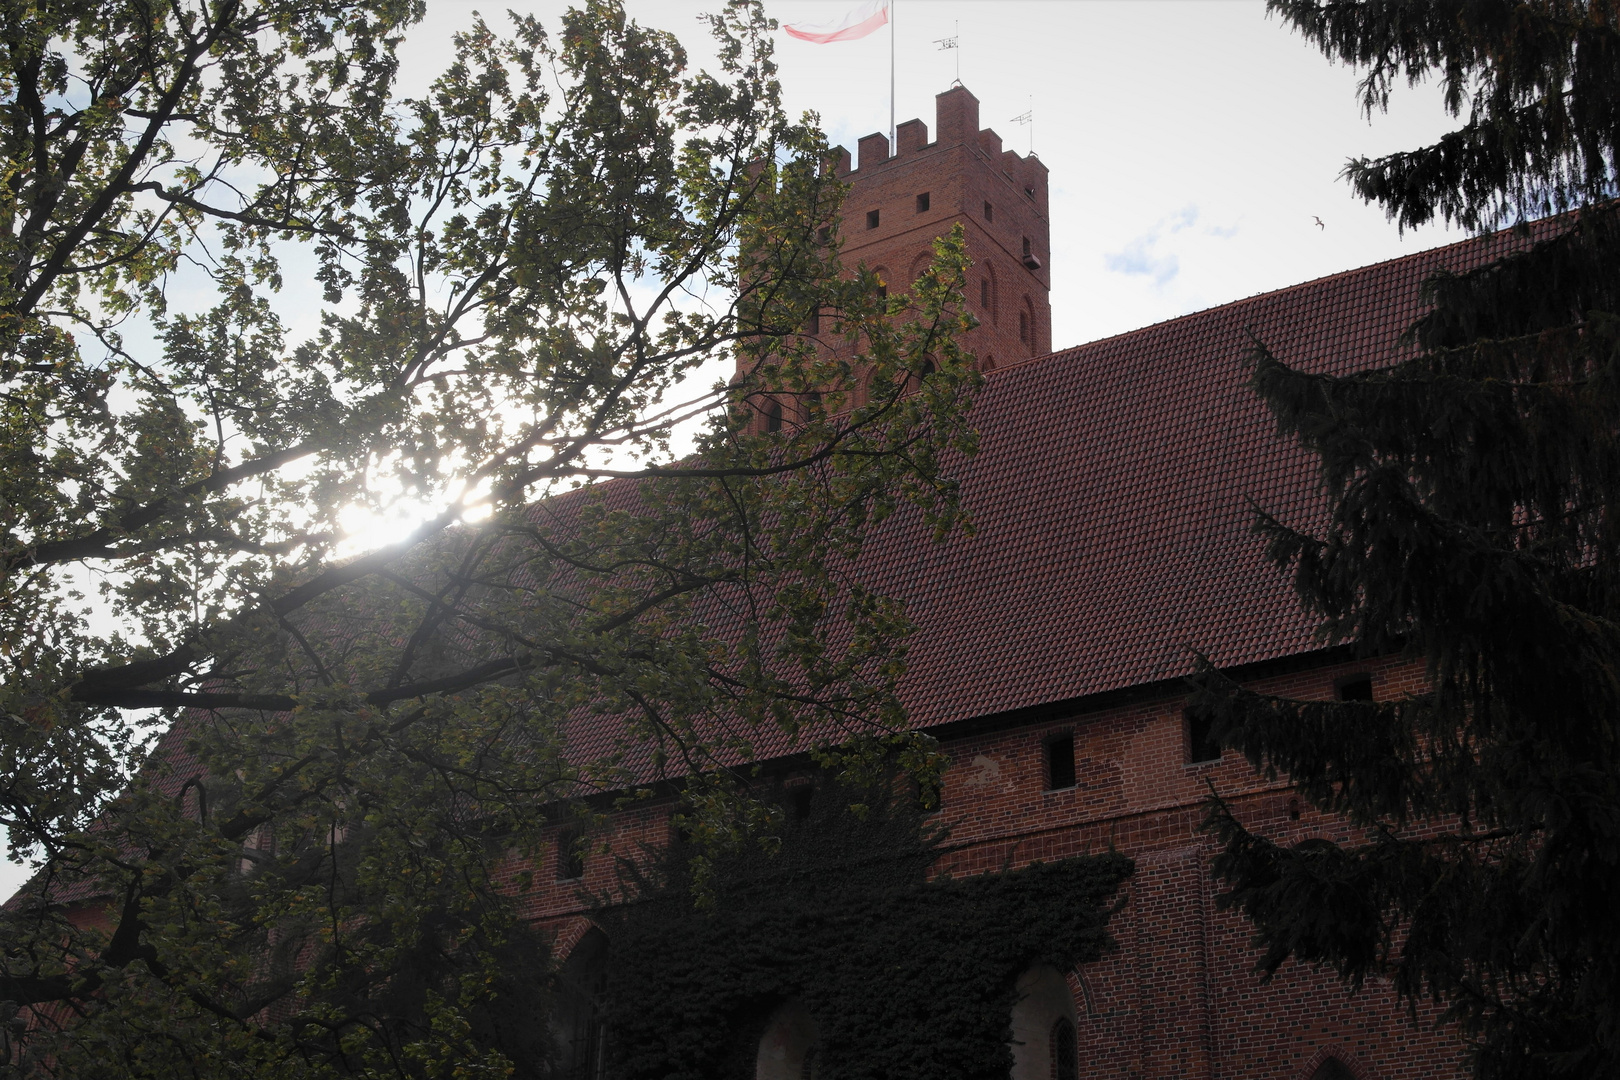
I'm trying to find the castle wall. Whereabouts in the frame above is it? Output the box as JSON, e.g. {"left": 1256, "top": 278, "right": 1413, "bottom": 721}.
{"left": 521, "top": 654, "right": 1468, "bottom": 1080}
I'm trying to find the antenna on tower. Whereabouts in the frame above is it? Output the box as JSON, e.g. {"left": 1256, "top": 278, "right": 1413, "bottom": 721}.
{"left": 1011, "top": 96, "right": 1034, "bottom": 156}
{"left": 934, "top": 21, "right": 960, "bottom": 87}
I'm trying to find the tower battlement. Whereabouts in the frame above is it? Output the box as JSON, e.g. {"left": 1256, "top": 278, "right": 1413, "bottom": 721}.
{"left": 830, "top": 85, "right": 1052, "bottom": 368}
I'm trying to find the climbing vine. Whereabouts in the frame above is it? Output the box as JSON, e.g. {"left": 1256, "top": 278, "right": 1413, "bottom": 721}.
{"left": 593, "top": 777, "right": 1133, "bottom": 1080}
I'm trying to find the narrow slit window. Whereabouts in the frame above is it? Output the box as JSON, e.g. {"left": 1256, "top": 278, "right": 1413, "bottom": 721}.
{"left": 916, "top": 191, "right": 930, "bottom": 213}
{"left": 807, "top": 308, "right": 820, "bottom": 335}
{"left": 1045, "top": 734, "right": 1076, "bottom": 790}
{"left": 983, "top": 201, "right": 994, "bottom": 223}
{"left": 980, "top": 279, "right": 990, "bottom": 308}
{"left": 1186, "top": 708, "right": 1221, "bottom": 764}
{"left": 764, "top": 399, "right": 783, "bottom": 434}
{"left": 1022, "top": 236, "right": 1032, "bottom": 257}
{"left": 1019, "top": 310, "right": 1029, "bottom": 344}
{"left": 866, "top": 208, "right": 880, "bottom": 229}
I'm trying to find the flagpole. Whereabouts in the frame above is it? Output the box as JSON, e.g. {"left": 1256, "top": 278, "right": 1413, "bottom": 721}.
{"left": 889, "top": 0, "right": 896, "bottom": 154}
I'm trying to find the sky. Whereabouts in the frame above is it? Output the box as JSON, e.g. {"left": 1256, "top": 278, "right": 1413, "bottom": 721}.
{"left": 0, "top": 2, "right": 1470, "bottom": 901}
{"left": 394, "top": 0, "right": 1465, "bottom": 350}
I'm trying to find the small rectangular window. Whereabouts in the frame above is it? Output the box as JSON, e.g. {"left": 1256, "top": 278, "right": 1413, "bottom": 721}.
{"left": 807, "top": 308, "right": 820, "bottom": 335}
{"left": 1045, "top": 733, "right": 1076, "bottom": 790}
{"left": 915, "top": 776, "right": 942, "bottom": 813}
{"left": 787, "top": 782, "right": 814, "bottom": 822}
{"left": 555, "top": 829, "right": 585, "bottom": 881}
{"left": 1186, "top": 708, "right": 1221, "bottom": 764}
{"left": 866, "top": 209, "right": 880, "bottom": 229}
{"left": 983, "top": 201, "right": 994, "bottom": 223}
{"left": 916, "top": 191, "right": 930, "bottom": 213}
{"left": 1337, "top": 675, "right": 1374, "bottom": 701}
{"left": 1022, "top": 236, "right": 1032, "bottom": 257}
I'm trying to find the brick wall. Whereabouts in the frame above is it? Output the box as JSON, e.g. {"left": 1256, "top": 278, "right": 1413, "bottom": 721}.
{"left": 525, "top": 654, "right": 1469, "bottom": 1079}
{"left": 833, "top": 86, "right": 1052, "bottom": 373}
{"left": 739, "top": 84, "right": 1054, "bottom": 426}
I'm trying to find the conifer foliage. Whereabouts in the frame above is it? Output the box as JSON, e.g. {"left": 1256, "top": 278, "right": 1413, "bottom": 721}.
{"left": 1190, "top": 3, "right": 1620, "bottom": 1078}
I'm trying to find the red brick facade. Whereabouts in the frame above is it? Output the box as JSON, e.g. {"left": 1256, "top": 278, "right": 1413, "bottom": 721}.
{"left": 831, "top": 86, "right": 1052, "bottom": 370}
{"left": 522, "top": 654, "right": 1464, "bottom": 1079}
{"left": 532, "top": 87, "right": 1489, "bottom": 1075}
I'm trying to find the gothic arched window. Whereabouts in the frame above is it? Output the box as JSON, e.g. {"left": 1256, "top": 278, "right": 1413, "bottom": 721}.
{"left": 1051, "top": 1017, "right": 1079, "bottom": 1080}
{"left": 554, "top": 929, "right": 609, "bottom": 1080}
{"left": 756, "top": 1000, "right": 817, "bottom": 1080}
{"left": 1008, "top": 965, "right": 1080, "bottom": 1080}
{"left": 764, "top": 398, "right": 783, "bottom": 434}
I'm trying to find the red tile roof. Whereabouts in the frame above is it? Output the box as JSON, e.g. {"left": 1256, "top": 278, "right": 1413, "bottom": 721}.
{"left": 864, "top": 228, "right": 1530, "bottom": 728}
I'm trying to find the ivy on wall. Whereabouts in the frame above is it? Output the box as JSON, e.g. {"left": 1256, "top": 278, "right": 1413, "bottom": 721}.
{"left": 593, "top": 779, "right": 1133, "bottom": 1080}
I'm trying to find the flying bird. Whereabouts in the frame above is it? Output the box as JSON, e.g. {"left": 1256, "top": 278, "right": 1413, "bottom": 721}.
{"left": 1313, "top": 216, "right": 1326, "bottom": 230}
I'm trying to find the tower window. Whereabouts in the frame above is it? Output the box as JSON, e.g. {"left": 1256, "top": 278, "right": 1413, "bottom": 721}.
{"left": 807, "top": 308, "right": 820, "bottom": 335}
{"left": 915, "top": 191, "right": 930, "bottom": 213}
{"left": 1019, "top": 310, "right": 1029, "bottom": 344}
{"left": 817, "top": 226, "right": 830, "bottom": 244}
{"left": 983, "top": 201, "right": 994, "bottom": 223}
{"left": 1337, "top": 675, "right": 1374, "bottom": 701}
{"left": 866, "top": 208, "right": 880, "bottom": 229}
{"left": 1044, "top": 733, "right": 1076, "bottom": 790}
{"left": 980, "top": 279, "right": 990, "bottom": 308}
{"left": 1186, "top": 707, "right": 1221, "bottom": 764}
{"left": 556, "top": 829, "right": 585, "bottom": 881}
{"left": 764, "top": 399, "right": 784, "bottom": 434}
{"left": 1022, "top": 236, "right": 1032, "bottom": 256}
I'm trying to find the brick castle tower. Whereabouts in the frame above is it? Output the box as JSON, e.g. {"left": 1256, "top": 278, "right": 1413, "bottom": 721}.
{"left": 832, "top": 84, "right": 1051, "bottom": 370}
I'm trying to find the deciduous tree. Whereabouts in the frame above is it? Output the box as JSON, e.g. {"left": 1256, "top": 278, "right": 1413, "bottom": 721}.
{"left": 0, "top": 0, "right": 978, "bottom": 1073}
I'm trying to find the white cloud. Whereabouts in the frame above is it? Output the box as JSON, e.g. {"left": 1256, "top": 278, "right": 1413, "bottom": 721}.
{"left": 1103, "top": 204, "right": 1200, "bottom": 287}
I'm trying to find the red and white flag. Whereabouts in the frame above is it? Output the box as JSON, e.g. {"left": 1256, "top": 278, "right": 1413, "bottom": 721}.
{"left": 783, "top": 0, "right": 890, "bottom": 44}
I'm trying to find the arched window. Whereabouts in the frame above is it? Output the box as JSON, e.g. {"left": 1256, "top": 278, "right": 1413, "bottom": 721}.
{"left": 1311, "top": 1058, "right": 1356, "bottom": 1080}
{"left": 554, "top": 929, "right": 609, "bottom": 1080}
{"left": 1018, "top": 309, "right": 1029, "bottom": 345}
{"left": 1051, "top": 1017, "right": 1079, "bottom": 1080}
{"left": 909, "top": 250, "right": 932, "bottom": 284}
{"left": 763, "top": 398, "right": 783, "bottom": 434}
{"left": 982, "top": 263, "right": 999, "bottom": 324}
{"left": 983, "top": 354, "right": 996, "bottom": 371}
{"left": 865, "top": 369, "right": 887, "bottom": 407}
{"left": 1020, "top": 295, "right": 1037, "bottom": 355}
{"left": 756, "top": 999, "right": 817, "bottom": 1080}
{"left": 1008, "top": 965, "right": 1080, "bottom": 1080}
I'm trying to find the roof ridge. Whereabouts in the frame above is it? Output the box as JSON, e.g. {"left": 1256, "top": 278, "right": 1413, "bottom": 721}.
{"left": 987, "top": 222, "right": 1524, "bottom": 379}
